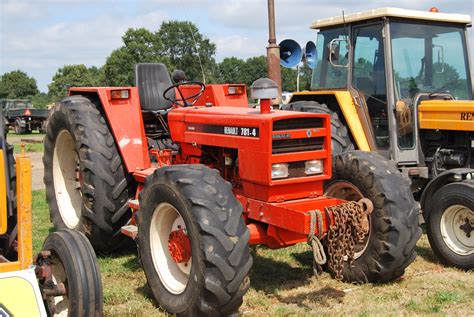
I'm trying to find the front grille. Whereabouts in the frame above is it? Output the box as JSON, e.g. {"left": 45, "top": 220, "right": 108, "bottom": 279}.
{"left": 273, "top": 117, "right": 323, "bottom": 131}
{"left": 272, "top": 137, "right": 324, "bottom": 154}
{"left": 288, "top": 161, "right": 306, "bottom": 178}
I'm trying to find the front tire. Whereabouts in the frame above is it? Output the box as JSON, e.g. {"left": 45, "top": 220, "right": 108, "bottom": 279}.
{"left": 43, "top": 95, "right": 132, "bottom": 252}
{"left": 138, "top": 165, "right": 252, "bottom": 316}
{"left": 40, "top": 229, "right": 103, "bottom": 316}
{"left": 426, "top": 181, "right": 473, "bottom": 269}
{"left": 326, "top": 151, "right": 421, "bottom": 283}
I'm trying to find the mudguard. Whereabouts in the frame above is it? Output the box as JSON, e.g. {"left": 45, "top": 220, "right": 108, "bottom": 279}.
{"left": 420, "top": 168, "right": 474, "bottom": 219}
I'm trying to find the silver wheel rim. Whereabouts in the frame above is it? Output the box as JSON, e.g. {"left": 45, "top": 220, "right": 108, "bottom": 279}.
{"left": 150, "top": 203, "right": 191, "bottom": 294}
{"left": 53, "top": 130, "right": 82, "bottom": 228}
{"left": 47, "top": 254, "right": 69, "bottom": 316}
{"left": 440, "top": 204, "right": 473, "bottom": 256}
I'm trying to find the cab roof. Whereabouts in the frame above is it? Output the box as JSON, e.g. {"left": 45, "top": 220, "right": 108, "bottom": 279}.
{"left": 310, "top": 7, "right": 472, "bottom": 29}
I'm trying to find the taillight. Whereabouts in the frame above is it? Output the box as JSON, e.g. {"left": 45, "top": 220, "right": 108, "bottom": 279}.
{"left": 24, "top": 109, "right": 31, "bottom": 116}
{"left": 111, "top": 89, "right": 130, "bottom": 99}
{"left": 227, "top": 85, "right": 245, "bottom": 95}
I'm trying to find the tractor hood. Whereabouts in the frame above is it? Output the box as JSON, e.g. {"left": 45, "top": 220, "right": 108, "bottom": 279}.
{"left": 169, "top": 106, "right": 333, "bottom": 202}
{"left": 168, "top": 106, "right": 327, "bottom": 148}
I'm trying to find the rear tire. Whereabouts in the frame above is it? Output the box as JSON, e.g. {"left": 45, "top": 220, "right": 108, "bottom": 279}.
{"left": 326, "top": 151, "right": 421, "bottom": 283}
{"left": 426, "top": 181, "right": 473, "bottom": 269}
{"left": 43, "top": 95, "right": 132, "bottom": 252}
{"left": 283, "top": 100, "right": 354, "bottom": 154}
{"left": 41, "top": 229, "right": 103, "bottom": 316}
{"left": 138, "top": 165, "right": 252, "bottom": 316}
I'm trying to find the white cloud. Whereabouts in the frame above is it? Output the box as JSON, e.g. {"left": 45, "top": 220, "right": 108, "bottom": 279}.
{"left": 214, "top": 34, "right": 267, "bottom": 60}
{"left": 1, "top": 1, "right": 44, "bottom": 18}
{"left": 1, "top": 3, "right": 168, "bottom": 91}
{"left": 0, "top": 0, "right": 472, "bottom": 92}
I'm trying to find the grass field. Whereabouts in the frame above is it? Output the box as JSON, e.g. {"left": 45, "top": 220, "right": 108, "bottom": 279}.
{"left": 32, "top": 190, "right": 473, "bottom": 316}
{"left": 13, "top": 143, "right": 44, "bottom": 154}
{"left": 6, "top": 132, "right": 44, "bottom": 153}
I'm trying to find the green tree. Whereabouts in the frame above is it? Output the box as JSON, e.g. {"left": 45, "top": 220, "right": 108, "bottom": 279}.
{"left": 158, "top": 21, "right": 216, "bottom": 83}
{"left": 48, "top": 64, "right": 105, "bottom": 100}
{"left": 30, "top": 92, "right": 53, "bottom": 109}
{"left": 103, "top": 22, "right": 216, "bottom": 86}
{"left": 217, "top": 57, "right": 246, "bottom": 83}
{"left": 281, "top": 67, "right": 297, "bottom": 92}
{"left": 217, "top": 55, "right": 313, "bottom": 94}
{"left": 103, "top": 28, "right": 164, "bottom": 86}
{"left": 353, "top": 57, "right": 374, "bottom": 78}
{"left": 88, "top": 66, "right": 106, "bottom": 86}
{"left": 298, "top": 64, "right": 313, "bottom": 90}
{"left": 241, "top": 56, "right": 267, "bottom": 88}
{"left": 0, "top": 70, "right": 39, "bottom": 99}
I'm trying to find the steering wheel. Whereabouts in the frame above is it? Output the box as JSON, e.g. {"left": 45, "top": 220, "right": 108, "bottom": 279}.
{"left": 163, "top": 81, "right": 205, "bottom": 107}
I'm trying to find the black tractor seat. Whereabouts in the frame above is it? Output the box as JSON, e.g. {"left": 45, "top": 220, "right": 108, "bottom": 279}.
{"left": 135, "top": 63, "right": 175, "bottom": 111}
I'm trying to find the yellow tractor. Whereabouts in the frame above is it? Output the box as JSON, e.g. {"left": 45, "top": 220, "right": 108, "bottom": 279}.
{"left": 285, "top": 7, "right": 473, "bottom": 269}
{"left": 0, "top": 111, "right": 103, "bottom": 316}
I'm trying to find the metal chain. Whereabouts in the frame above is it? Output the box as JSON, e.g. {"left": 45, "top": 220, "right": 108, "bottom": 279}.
{"left": 307, "top": 209, "right": 327, "bottom": 265}
{"left": 325, "top": 199, "right": 373, "bottom": 280}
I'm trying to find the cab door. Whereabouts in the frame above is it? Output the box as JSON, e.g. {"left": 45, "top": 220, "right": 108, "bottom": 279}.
{"left": 351, "top": 22, "right": 395, "bottom": 158}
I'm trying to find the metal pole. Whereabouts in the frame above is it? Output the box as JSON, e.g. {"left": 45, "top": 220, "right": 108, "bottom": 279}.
{"left": 297, "top": 64, "right": 300, "bottom": 92}
{"left": 266, "top": 0, "right": 282, "bottom": 104}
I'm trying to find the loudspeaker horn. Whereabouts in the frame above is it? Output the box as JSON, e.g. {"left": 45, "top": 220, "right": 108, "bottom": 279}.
{"left": 279, "top": 39, "right": 302, "bottom": 68}
{"left": 303, "top": 41, "right": 317, "bottom": 69}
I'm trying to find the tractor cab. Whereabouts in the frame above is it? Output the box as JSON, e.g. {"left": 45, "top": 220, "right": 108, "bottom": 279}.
{"left": 2, "top": 99, "right": 34, "bottom": 110}
{"left": 287, "top": 8, "right": 473, "bottom": 270}
{"left": 298, "top": 7, "right": 473, "bottom": 164}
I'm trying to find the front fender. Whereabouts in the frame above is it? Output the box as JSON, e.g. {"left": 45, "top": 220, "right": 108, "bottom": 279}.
{"left": 420, "top": 168, "right": 474, "bottom": 220}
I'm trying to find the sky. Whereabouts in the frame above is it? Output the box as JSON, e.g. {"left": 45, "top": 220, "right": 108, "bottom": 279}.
{"left": 1, "top": 0, "right": 473, "bottom": 92}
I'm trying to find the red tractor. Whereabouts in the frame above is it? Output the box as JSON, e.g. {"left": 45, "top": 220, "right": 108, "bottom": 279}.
{"left": 43, "top": 63, "right": 420, "bottom": 315}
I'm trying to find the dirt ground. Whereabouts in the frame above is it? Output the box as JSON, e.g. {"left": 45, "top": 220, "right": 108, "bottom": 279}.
{"left": 28, "top": 152, "right": 44, "bottom": 190}
{"left": 9, "top": 133, "right": 45, "bottom": 190}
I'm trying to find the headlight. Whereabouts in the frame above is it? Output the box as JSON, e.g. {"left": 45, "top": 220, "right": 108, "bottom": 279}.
{"left": 304, "top": 160, "right": 323, "bottom": 175}
{"left": 271, "top": 163, "right": 289, "bottom": 179}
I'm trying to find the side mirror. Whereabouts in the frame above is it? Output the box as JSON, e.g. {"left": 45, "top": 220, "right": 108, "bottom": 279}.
{"left": 328, "top": 38, "right": 349, "bottom": 68}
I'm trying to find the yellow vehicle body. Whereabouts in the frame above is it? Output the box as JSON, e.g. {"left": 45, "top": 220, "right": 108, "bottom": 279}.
{"left": 289, "top": 6, "right": 473, "bottom": 269}
{"left": 293, "top": 91, "right": 474, "bottom": 149}
{"left": 0, "top": 144, "right": 103, "bottom": 316}
{"left": 0, "top": 268, "right": 46, "bottom": 316}
{"left": 0, "top": 150, "right": 46, "bottom": 316}
{"left": 418, "top": 100, "right": 474, "bottom": 132}
{"left": 0, "top": 150, "right": 32, "bottom": 273}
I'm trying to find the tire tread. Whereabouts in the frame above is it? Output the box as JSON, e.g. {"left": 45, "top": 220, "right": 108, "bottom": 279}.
{"left": 43, "top": 95, "right": 132, "bottom": 252}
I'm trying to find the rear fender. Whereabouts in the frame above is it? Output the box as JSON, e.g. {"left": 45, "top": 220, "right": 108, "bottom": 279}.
{"left": 69, "top": 87, "right": 150, "bottom": 173}
{"left": 420, "top": 168, "right": 474, "bottom": 220}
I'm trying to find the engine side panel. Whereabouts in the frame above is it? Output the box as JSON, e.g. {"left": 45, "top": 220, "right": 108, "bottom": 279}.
{"left": 418, "top": 100, "right": 474, "bottom": 132}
